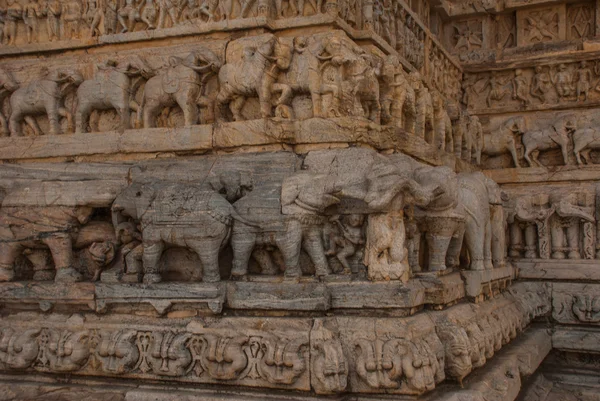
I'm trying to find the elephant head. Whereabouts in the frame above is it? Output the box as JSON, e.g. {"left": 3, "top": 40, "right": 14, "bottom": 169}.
{"left": 281, "top": 173, "right": 343, "bottom": 215}
{"left": 111, "top": 181, "right": 158, "bottom": 230}
{"left": 48, "top": 68, "right": 83, "bottom": 96}
{"left": 181, "top": 48, "right": 223, "bottom": 75}
{"left": 0, "top": 68, "right": 18, "bottom": 96}
{"left": 364, "top": 161, "right": 446, "bottom": 212}
{"left": 208, "top": 171, "right": 253, "bottom": 203}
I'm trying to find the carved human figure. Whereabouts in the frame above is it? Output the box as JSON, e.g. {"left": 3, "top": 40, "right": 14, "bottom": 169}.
{"left": 104, "top": 0, "right": 119, "bottom": 34}
{"left": 512, "top": 69, "right": 530, "bottom": 107}
{"left": 551, "top": 64, "right": 574, "bottom": 101}
{"left": 115, "top": 222, "right": 143, "bottom": 282}
{"left": 118, "top": 0, "right": 142, "bottom": 32}
{"left": 9, "top": 68, "right": 83, "bottom": 136}
{"left": 482, "top": 72, "right": 510, "bottom": 108}
{"left": 522, "top": 115, "right": 576, "bottom": 167}
{"left": 431, "top": 90, "right": 453, "bottom": 153}
{"left": 325, "top": 214, "right": 364, "bottom": 273}
{"left": 575, "top": 61, "right": 592, "bottom": 102}
{"left": 380, "top": 56, "right": 416, "bottom": 131}
{"left": 45, "top": 0, "right": 62, "bottom": 41}
{"left": 158, "top": 0, "right": 180, "bottom": 28}
{"left": 530, "top": 65, "right": 551, "bottom": 103}
{"left": 84, "top": 0, "right": 105, "bottom": 37}
{"left": 4, "top": 0, "right": 22, "bottom": 46}
{"left": 468, "top": 114, "right": 483, "bottom": 165}
{"left": 179, "top": 0, "right": 199, "bottom": 21}
{"left": 23, "top": 0, "right": 42, "bottom": 44}
{"left": 197, "top": 0, "right": 226, "bottom": 21}
{"left": 311, "top": 320, "right": 348, "bottom": 394}
{"left": 62, "top": 0, "right": 82, "bottom": 40}
{"left": 410, "top": 72, "right": 434, "bottom": 143}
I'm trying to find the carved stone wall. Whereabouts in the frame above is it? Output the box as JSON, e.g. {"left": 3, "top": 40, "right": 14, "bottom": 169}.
{"left": 0, "top": 0, "right": 597, "bottom": 400}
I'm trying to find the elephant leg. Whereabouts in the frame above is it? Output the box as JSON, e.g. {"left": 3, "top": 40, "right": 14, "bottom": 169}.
{"left": 0, "top": 242, "right": 23, "bottom": 281}
{"left": 43, "top": 234, "right": 81, "bottom": 283}
{"left": 143, "top": 99, "right": 162, "bottom": 129}
{"left": 46, "top": 102, "right": 60, "bottom": 135}
{"left": 531, "top": 150, "right": 542, "bottom": 167}
{"left": 188, "top": 238, "right": 222, "bottom": 283}
{"left": 483, "top": 219, "right": 493, "bottom": 270}
{"left": 302, "top": 226, "right": 330, "bottom": 278}
{"left": 76, "top": 103, "right": 91, "bottom": 134}
{"left": 252, "top": 248, "right": 279, "bottom": 275}
{"left": 464, "top": 219, "right": 485, "bottom": 271}
{"left": 446, "top": 225, "right": 465, "bottom": 269}
{"left": 58, "top": 107, "right": 74, "bottom": 134}
{"left": 310, "top": 90, "right": 322, "bottom": 118}
{"left": 561, "top": 145, "right": 570, "bottom": 166}
{"left": 567, "top": 223, "right": 581, "bottom": 259}
{"left": 582, "top": 149, "right": 592, "bottom": 164}
{"left": 142, "top": 240, "right": 165, "bottom": 284}
{"left": 23, "top": 116, "right": 41, "bottom": 136}
{"left": 0, "top": 113, "right": 8, "bottom": 136}
{"left": 523, "top": 146, "right": 533, "bottom": 167}
{"left": 509, "top": 142, "right": 520, "bottom": 168}
{"left": 8, "top": 110, "right": 23, "bottom": 136}
{"left": 117, "top": 105, "right": 130, "bottom": 133}
{"left": 278, "top": 220, "right": 303, "bottom": 278}
{"left": 230, "top": 229, "right": 256, "bottom": 278}
{"left": 176, "top": 90, "right": 199, "bottom": 127}
{"left": 426, "top": 232, "right": 452, "bottom": 271}
{"left": 509, "top": 223, "right": 523, "bottom": 257}
{"left": 230, "top": 96, "right": 245, "bottom": 122}
{"left": 407, "top": 230, "right": 421, "bottom": 272}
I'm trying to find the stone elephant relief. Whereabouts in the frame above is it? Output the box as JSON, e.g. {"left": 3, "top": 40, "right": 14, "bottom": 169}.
{"left": 522, "top": 115, "right": 576, "bottom": 167}
{"left": 76, "top": 57, "right": 154, "bottom": 133}
{"left": 409, "top": 169, "right": 505, "bottom": 272}
{"left": 142, "top": 49, "right": 222, "bottom": 128}
{"left": 216, "top": 34, "right": 293, "bottom": 121}
{"left": 0, "top": 68, "right": 19, "bottom": 136}
{"left": 0, "top": 205, "right": 95, "bottom": 283}
{"left": 9, "top": 69, "right": 83, "bottom": 136}
{"left": 481, "top": 116, "right": 526, "bottom": 168}
{"left": 230, "top": 173, "right": 345, "bottom": 279}
{"left": 111, "top": 179, "right": 252, "bottom": 284}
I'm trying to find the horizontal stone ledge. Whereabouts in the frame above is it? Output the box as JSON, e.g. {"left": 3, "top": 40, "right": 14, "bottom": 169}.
{"left": 517, "top": 260, "right": 600, "bottom": 281}
{"left": 0, "top": 118, "right": 474, "bottom": 172}
{"left": 553, "top": 326, "right": 600, "bottom": 353}
{"left": 484, "top": 165, "right": 600, "bottom": 184}
{"left": 0, "top": 125, "right": 213, "bottom": 160}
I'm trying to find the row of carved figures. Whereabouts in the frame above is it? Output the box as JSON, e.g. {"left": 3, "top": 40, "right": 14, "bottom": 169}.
{"left": 0, "top": 35, "right": 469, "bottom": 159}
{"left": 0, "top": 0, "right": 338, "bottom": 44}
{"left": 480, "top": 115, "right": 600, "bottom": 168}
{"left": 506, "top": 190, "right": 599, "bottom": 260}
{"left": 0, "top": 149, "right": 506, "bottom": 284}
{"left": 0, "top": 286, "right": 550, "bottom": 394}
{"left": 464, "top": 60, "right": 600, "bottom": 110}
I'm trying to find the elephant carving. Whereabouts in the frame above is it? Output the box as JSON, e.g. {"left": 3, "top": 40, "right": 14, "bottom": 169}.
{"left": 0, "top": 205, "right": 95, "bottom": 283}
{"left": 111, "top": 180, "right": 250, "bottom": 284}
{"left": 230, "top": 173, "right": 344, "bottom": 279}
{"left": 482, "top": 116, "right": 525, "bottom": 168}
{"left": 216, "top": 34, "right": 293, "bottom": 121}
{"left": 142, "top": 49, "right": 221, "bottom": 128}
{"left": 410, "top": 169, "right": 499, "bottom": 272}
{"left": 9, "top": 68, "right": 83, "bottom": 136}
{"left": 76, "top": 57, "right": 154, "bottom": 133}
{"left": 522, "top": 115, "right": 576, "bottom": 167}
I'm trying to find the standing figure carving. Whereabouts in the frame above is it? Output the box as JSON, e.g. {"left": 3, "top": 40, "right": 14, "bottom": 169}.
{"left": 4, "top": 0, "right": 22, "bottom": 46}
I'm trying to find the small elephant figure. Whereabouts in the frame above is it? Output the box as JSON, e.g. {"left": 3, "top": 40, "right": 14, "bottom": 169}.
{"left": 111, "top": 179, "right": 249, "bottom": 284}
{"left": 0, "top": 205, "right": 94, "bottom": 283}
{"left": 76, "top": 58, "right": 154, "bottom": 133}
{"left": 9, "top": 69, "right": 83, "bottom": 136}
{"left": 142, "top": 49, "right": 221, "bottom": 128}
